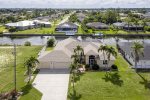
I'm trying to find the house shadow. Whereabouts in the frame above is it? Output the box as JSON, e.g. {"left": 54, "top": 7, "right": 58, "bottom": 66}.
{"left": 138, "top": 73, "right": 150, "bottom": 90}
{"left": 102, "top": 72, "right": 123, "bottom": 86}
{"left": 68, "top": 90, "right": 82, "bottom": 100}
{"left": 21, "top": 84, "right": 32, "bottom": 96}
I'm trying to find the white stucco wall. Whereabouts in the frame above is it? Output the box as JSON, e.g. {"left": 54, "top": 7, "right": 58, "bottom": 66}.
{"left": 85, "top": 55, "right": 114, "bottom": 68}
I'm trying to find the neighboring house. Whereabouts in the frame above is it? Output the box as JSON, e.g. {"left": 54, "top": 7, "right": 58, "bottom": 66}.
{"left": 5, "top": 20, "right": 51, "bottom": 30}
{"left": 146, "top": 22, "right": 150, "bottom": 26}
{"left": 77, "top": 13, "right": 86, "bottom": 22}
{"left": 119, "top": 13, "right": 128, "bottom": 20}
{"left": 118, "top": 42, "right": 150, "bottom": 69}
{"left": 33, "top": 20, "right": 51, "bottom": 28}
{"left": 38, "top": 37, "right": 115, "bottom": 69}
{"left": 5, "top": 20, "right": 35, "bottom": 30}
{"left": 34, "top": 16, "right": 51, "bottom": 22}
{"left": 123, "top": 24, "right": 144, "bottom": 31}
{"left": 113, "top": 22, "right": 126, "bottom": 29}
{"left": 55, "top": 22, "right": 78, "bottom": 32}
{"left": 86, "top": 22, "right": 109, "bottom": 30}
{"left": 143, "top": 12, "right": 150, "bottom": 18}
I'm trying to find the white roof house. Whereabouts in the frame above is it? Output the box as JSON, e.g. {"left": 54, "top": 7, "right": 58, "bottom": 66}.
{"left": 5, "top": 20, "right": 51, "bottom": 30}
{"left": 5, "top": 20, "right": 35, "bottom": 27}
{"left": 38, "top": 37, "right": 115, "bottom": 69}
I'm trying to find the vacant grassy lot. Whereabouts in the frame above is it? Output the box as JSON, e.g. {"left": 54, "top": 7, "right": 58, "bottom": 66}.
{"left": 0, "top": 46, "right": 42, "bottom": 100}
{"left": 68, "top": 53, "right": 150, "bottom": 100}
{"left": 14, "top": 27, "right": 54, "bottom": 34}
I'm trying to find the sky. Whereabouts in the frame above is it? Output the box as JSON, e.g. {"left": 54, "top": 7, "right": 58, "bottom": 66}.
{"left": 0, "top": 0, "right": 149, "bottom": 8}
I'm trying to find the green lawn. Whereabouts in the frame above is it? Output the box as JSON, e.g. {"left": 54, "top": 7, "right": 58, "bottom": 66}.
{"left": 87, "top": 29, "right": 150, "bottom": 34}
{"left": 68, "top": 53, "right": 150, "bottom": 100}
{"left": 45, "top": 47, "right": 54, "bottom": 51}
{"left": 0, "top": 26, "right": 7, "bottom": 33}
{"left": 14, "top": 27, "right": 54, "bottom": 34}
{"left": 0, "top": 46, "right": 42, "bottom": 100}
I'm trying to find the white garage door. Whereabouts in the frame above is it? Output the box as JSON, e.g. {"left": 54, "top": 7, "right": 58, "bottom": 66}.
{"left": 53, "top": 62, "right": 70, "bottom": 69}
{"left": 38, "top": 61, "right": 70, "bottom": 69}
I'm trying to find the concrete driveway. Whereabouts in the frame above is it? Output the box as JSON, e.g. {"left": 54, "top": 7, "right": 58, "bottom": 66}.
{"left": 33, "top": 69, "right": 70, "bottom": 100}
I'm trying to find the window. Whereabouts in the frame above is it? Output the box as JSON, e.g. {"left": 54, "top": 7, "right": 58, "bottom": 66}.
{"left": 103, "top": 60, "right": 108, "bottom": 65}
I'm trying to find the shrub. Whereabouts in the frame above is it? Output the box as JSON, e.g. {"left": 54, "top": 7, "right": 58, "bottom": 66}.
{"left": 92, "top": 64, "right": 99, "bottom": 70}
{"left": 8, "top": 27, "right": 17, "bottom": 32}
{"left": 144, "top": 26, "right": 150, "bottom": 32}
{"left": 111, "top": 64, "right": 118, "bottom": 71}
{"left": 47, "top": 38, "right": 55, "bottom": 47}
{"left": 24, "top": 41, "right": 31, "bottom": 46}
{"left": 85, "top": 64, "right": 90, "bottom": 69}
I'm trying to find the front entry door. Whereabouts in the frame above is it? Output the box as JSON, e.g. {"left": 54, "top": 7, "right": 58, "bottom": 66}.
{"left": 89, "top": 59, "right": 95, "bottom": 66}
{"left": 89, "top": 55, "right": 95, "bottom": 68}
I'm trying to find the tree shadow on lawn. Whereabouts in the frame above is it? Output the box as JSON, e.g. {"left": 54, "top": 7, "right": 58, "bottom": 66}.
{"left": 21, "top": 84, "right": 32, "bottom": 96}
{"left": 102, "top": 72, "right": 123, "bottom": 86}
{"left": 68, "top": 90, "right": 82, "bottom": 100}
{"left": 138, "top": 73, "right": 150, "bottom": 90}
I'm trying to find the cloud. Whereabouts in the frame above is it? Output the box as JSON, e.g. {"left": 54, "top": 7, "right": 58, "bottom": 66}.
{"left": 0, "top": 0, "right": 149, "bottom": 8}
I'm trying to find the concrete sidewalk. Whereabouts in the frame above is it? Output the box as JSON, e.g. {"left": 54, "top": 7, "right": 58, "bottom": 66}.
{"left": 33, "top": 69, "right": 70, "bottom": 100}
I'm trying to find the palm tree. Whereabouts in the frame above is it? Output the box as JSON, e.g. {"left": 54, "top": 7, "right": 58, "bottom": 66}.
{"left": 125, "top": 17, "right": 131, "bottom": 32}
{"left": 133, "top": 18, "right": 139, "bottom": 34}
{"left": 98, "top": 45, "right": 109, "bottom": 68}
{"left": 132, "top": 42, "right": 144, "bottom": 72}
{"left": 106, "top": 47, "right": 117, "bottom": 68}
{"left": 70, "top": 63, "right": 77, "bottom": 92}
{"left": 74, "top": 45, "right": 84, "bottom": 64}
{"left": 142, "top": 19, "right": 147, "bottom": 33}
{"left": 71, "top": 52, "right": 78, "bottom": 64}
{"left": 24, "top": 56, "right": 39, "bottom": 82}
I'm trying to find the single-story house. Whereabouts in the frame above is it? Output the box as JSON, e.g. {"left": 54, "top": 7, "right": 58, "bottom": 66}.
{"left": 113, "top": 22, "right": 126, "bottom": 29}
{"left": 5, "top": 20, "right": 51, "bottom": 30}
{"left": 38, "top": 37, "right": 115, "bottom": 69}
{"left": 5, "top": 20, "right": 35, "bottom": 30}
{"left": 146, "top": 22, "right": 150, "bottom": 26}
{"left": 34, "top": 16, "right": 51, "bottom": 22}
{"left": 55, "top": 22, "right": 78, "bottom": 32}
{"left": 143, "top": 12, "right": 150, "bottom": 18}
{"left": 123, "top": 24, "right": 144, "bottom": 31}
{"left": 86, "top": 22, "right": 109, "bottom": 30}
{"left": 118, "top": 42, "right": 150, "bottom": 69}
{"left": 77, "top": 13, "right": 86, "bottom": 22}
{"left": 33, "top": 20, "right": 51, "bottom": 28}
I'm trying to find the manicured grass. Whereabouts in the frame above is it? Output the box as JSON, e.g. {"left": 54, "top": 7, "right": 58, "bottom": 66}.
{"left": 68, "top": 71, "right": 150, "bottom": 100}
{"left": 45, "top": 47, "right": 54, "bottom": 51}
{"left": 14, "top": 27, "right": 54, "bottom": 34}
{"left": 0, "top": 46, "right": 42, "bottom": 100}
{"left": 114, "top": 53, "right": 131, "bottom": 72}
{"left": 68, "top": 53, "right": 150, "bottom": 100}
{"left": 86, "top": 28, "right": 150, "bottom": 35}
{"left": 0, "top": 26, "right": 7, "bottom": 33}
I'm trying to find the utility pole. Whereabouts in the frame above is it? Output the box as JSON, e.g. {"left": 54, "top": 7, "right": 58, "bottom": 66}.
{"left": 13, "top": 44, "right": 17, "bottom": 92}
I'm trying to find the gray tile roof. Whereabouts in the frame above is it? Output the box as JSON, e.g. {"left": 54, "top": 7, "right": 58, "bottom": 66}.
{"left": 86, "top": 22, "right": 109, "bottom": 29}
{"left": 113, "top": 22, "right": 126, "bottom": 27}
{"left": 118, "top": 42, "right": 150, "bottom": 60}
{"left": 56, "top": 22, "right": 78, "bottom": 29}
